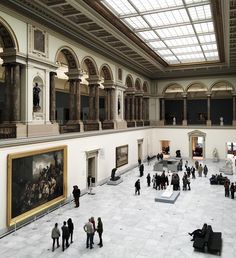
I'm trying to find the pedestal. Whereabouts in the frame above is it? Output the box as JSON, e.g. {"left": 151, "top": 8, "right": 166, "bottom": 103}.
{"left": 155, "top": 190, "right": 180, "bottom": 204}
{"left": 107, "top": 178, "right": 123, "bottom": 185}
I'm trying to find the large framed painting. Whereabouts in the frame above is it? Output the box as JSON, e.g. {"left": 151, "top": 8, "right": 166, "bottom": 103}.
{"left": 7, "top": 146, "right": 67, "bottom": 226}
{"left": 116, "top": 145, "right": 128, "bottom": 168}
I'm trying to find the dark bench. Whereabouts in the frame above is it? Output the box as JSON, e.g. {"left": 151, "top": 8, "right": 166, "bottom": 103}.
{"left": 193, "top": 225, "right": 222, "bottom": 255}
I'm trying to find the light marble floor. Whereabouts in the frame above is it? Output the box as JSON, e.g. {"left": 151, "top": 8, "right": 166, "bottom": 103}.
{"left": 0, "top": 159, "right": 236, "bottom": 258}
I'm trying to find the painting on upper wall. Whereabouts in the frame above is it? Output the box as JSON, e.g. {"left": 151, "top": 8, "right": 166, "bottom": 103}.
{"left": 116, "top": 145, "right": 128, "bottom": 168}
{"left": 7, "top": 146, "right": 67, "bottom": 226}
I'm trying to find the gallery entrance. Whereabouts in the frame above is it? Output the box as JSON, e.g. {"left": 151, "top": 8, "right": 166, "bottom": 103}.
{"left": 86, "top": 149, "right": 98, "bottom": 191}
{"left": 160, "top": 140, "right": 170, "bottom": 157}
{"left": 188, "top": 130, "right": 206, "bottom": 160}
{"left": 137, "top": 139, "right": 143, "bottom": 161}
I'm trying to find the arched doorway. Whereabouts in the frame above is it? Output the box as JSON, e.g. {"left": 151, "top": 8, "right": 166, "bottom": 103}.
{"left": 188, "top": 130, "right": 206, "bottom": 160}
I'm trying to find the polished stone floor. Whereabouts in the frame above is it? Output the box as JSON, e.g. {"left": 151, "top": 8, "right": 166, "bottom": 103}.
{"left": 0, "top": 158, "right": 236, "bottom": 258}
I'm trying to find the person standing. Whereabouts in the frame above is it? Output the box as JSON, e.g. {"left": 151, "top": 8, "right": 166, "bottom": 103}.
{"left": 138, "top": 157, "right": 141, "bottom": 167}
{"left": 146, "top": 173, "right": 151, "bottom": 187}
{"left": 224, "top": 178, "right": 230, "bottom": 197}
{"left": 84, "top": 218, "right": 94, "bottom": 249}
{"left": 67, "top": 218, "right": 74, "bottom": 244}
{"left": 61, "top": 221, "right": 70, "bottom": 251}
{"left": 198, "top": 164, "right": 203, "bottom": 177}
{"left": 97, "top": 217, "right": 103, "bottom": 247}
{"left": 51, "top": 223, "right": 60, "bottom": 252}
{"left": 135, "top": 179, "right": 141, "bottom": 195}
{"left": 139, "top": 163, "right": 144, "bottom": 177}
{"left": 203, "top": 165, "right": 208, "bottom": 177}
{"left": 72, "top": 185, "right": 81, "bottom": 208}
{"left": 190, "top": 166, "right": 196, "bottom": 179}
{"left": 230, "top": 182, "right": 235, "bottom": 199}
{"left": 90, "top": 216, "right": 96, "bottom": 245}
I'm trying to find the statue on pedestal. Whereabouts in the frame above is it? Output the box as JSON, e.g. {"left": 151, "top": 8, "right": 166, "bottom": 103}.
{"left": 219, "top": 159, "right": 233, "bottom": 175}
{"left": 173, "top": 117, "right": 176, "bottom": 125}
{"left": 220, "top": 117, "right": 224, "bottom": 126}
{"left": 110, "top": 168, "right": 120, "bottom": 181}
{"left": 176, "top": 150, "right": 181, "bottom": 158}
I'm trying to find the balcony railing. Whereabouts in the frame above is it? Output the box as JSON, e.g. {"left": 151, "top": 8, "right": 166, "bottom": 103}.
{"left": 0, "top": 124, "right": 16, "bottom": 139}
{"left": 59, "top": 124, "right": 80, "bottom": 134}
{"left": 102, "top": 121, "right": 114, "bottom": 130}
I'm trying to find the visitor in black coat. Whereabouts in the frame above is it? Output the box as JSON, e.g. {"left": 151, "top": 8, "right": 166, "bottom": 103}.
{"left": 146, "top": 173, "right": 151, "bottom": 187}
{"left": 139, "top": 164, "right": 144, "bottom": 177}
{"left": 135, "top": 179, "right": 141, "bottom": 195}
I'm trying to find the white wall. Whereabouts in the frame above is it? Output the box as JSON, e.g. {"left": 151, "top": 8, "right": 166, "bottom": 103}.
{"left": 153, "top": 127, "right": 236, "bottom": 159}
{"left": 0, "top": 126, "right": 235, "bottom": 233}
{"left": 0, "top": 128, "right": 152, "bottom": 233}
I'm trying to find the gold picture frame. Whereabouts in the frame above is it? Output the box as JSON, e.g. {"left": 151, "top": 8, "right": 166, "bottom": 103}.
{"left": 7, "top": 146, "right": 67, "bottom": 227}
{"left": 116, "top": 145, "right": 128, "bottom": 168}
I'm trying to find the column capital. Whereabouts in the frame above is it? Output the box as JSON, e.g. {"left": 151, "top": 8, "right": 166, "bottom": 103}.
{"left": 206, "top": 91, "right": 211, "bottom": 97}
{"left": 103, "top": 80, "right": 115, "bottom": 89}
{"left": 66, "top": 68, "right": 83, "bottom": 80}
{"left": 181, "top": 93, "right": 187, "bottom": 98}
{"left": 86, "top": 75, "right": 101, "bottom": 85}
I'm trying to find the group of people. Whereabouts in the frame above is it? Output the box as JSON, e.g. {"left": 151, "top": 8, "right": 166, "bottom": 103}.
{"left": 51, "top": 218, "right": 74, "bottom": 252}
{"left": 51, "top": 216, "right": 103, "bottom": 252}
{"left": 224, "top": 178, "right": 236, "bottom": 199}
{"left": 83, "top": 217, "right": 103, "bottom": 249}
{"left": 135, "top": 158, "right": 211, "bottom": 195}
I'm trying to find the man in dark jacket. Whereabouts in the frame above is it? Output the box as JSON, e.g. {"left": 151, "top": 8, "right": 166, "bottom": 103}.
{"left": 135, "top": 179, "right": 141, "bottom": 195}
{"left": 61, "top": 221, "right": 70, "bottom": 251}
{"left": 72, "top": 185, "right": 81, "bottom": 207}
{"left": 139, "top": 164, "right": 144, "bottom": 177}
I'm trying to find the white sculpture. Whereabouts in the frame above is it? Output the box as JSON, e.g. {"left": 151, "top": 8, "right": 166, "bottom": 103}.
{"left": 212, "top": 148, "right": 219, "bottom": 162}
{"left": 220, "top": 117, "right": 224, "bottom": 126}
{"left": 173, "top": 117, "right": 176, "bottom": 125}
{"left": 219, "top": 158, "right": 233, "bottom": 175}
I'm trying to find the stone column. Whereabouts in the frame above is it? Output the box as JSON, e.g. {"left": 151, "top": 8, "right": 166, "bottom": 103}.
{"left": 182, "top": 93, "right": 187, "bottom": 126}
{"left": 161, "top": 97, "right": 165, "bottom": 122}
{"left": 207, "top": 93, "right": 211, "bottom": 126}
{"left": 68, "top": 79, "right": 75, "bottom": 122}
{"left": 140, "top": 96, "right": 143, "bottom": 121}
{"left": 4, "top": 64, "right": 11, "bottom": 123}
{"left": 104, "top": 89, "right": 109, "bottom": 120}
{"left": 110, "top": 88, "right": 115, "bottom": 120}
{"left": 146, "top": 98, "right": 149, "bottom": 120}
{"left": 136, "top": 97, "right": 139, "bottom": 120}
{"left": 88, "top": 84, "right": 95, "bottom": 120}
{"left": 12, "top": 64, "right": 21, "bottom": 122}
{"left": 131, "top": 94, "right": 135, "bottom": 121}
{"left": 233, "top": 94, "right": 236, "bottom": 126}
{"left": 126, "top": 96, "right": 130, "bottom": 120}
{"left": 95, "top": 84, "right": 99, "bottom": 121}
{"left": 142, "top": 98, "right": 146, "bottom": 121}
{"left": 75, "top": 78, "right": 81, "bottom": 122}
{"left": 50, "top": 72, "right": 56, "bottom": 123}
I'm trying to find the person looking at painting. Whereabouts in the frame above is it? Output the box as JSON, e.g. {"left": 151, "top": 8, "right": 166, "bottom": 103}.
{"left": 72, "top": 185, "right": 80, "bottom": 208}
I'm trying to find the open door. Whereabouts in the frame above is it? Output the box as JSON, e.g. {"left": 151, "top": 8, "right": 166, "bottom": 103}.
{"left": 86, "top": 149, "right": 98, "bottom": 191}
{"left": 188, "top": 130, "right": 206, "bottom": 160}
{"left": 137, "top": 139, "right": 143, "bottom": 161}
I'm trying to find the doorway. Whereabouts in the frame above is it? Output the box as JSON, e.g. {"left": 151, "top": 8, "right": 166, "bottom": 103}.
{"left": 86, "top": 149, "right": 98, "bottom": 189}
{"left": 160, "top": 140, "right": 170, "bottom": 158}
{"left": 137, "top": 139, "right": 143, "bottom": 161}
{"left": 188, "top": 130, "right": 206, "bottom": 160}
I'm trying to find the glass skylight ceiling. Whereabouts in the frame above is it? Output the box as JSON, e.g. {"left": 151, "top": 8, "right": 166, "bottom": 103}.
{"left": 100, "top": 0, "right": 219, "bottom": 65}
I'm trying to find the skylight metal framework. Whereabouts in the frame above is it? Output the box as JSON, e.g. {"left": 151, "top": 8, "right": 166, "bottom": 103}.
{"left": 100, "top": 0, "right": 219, "bottom": 65}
